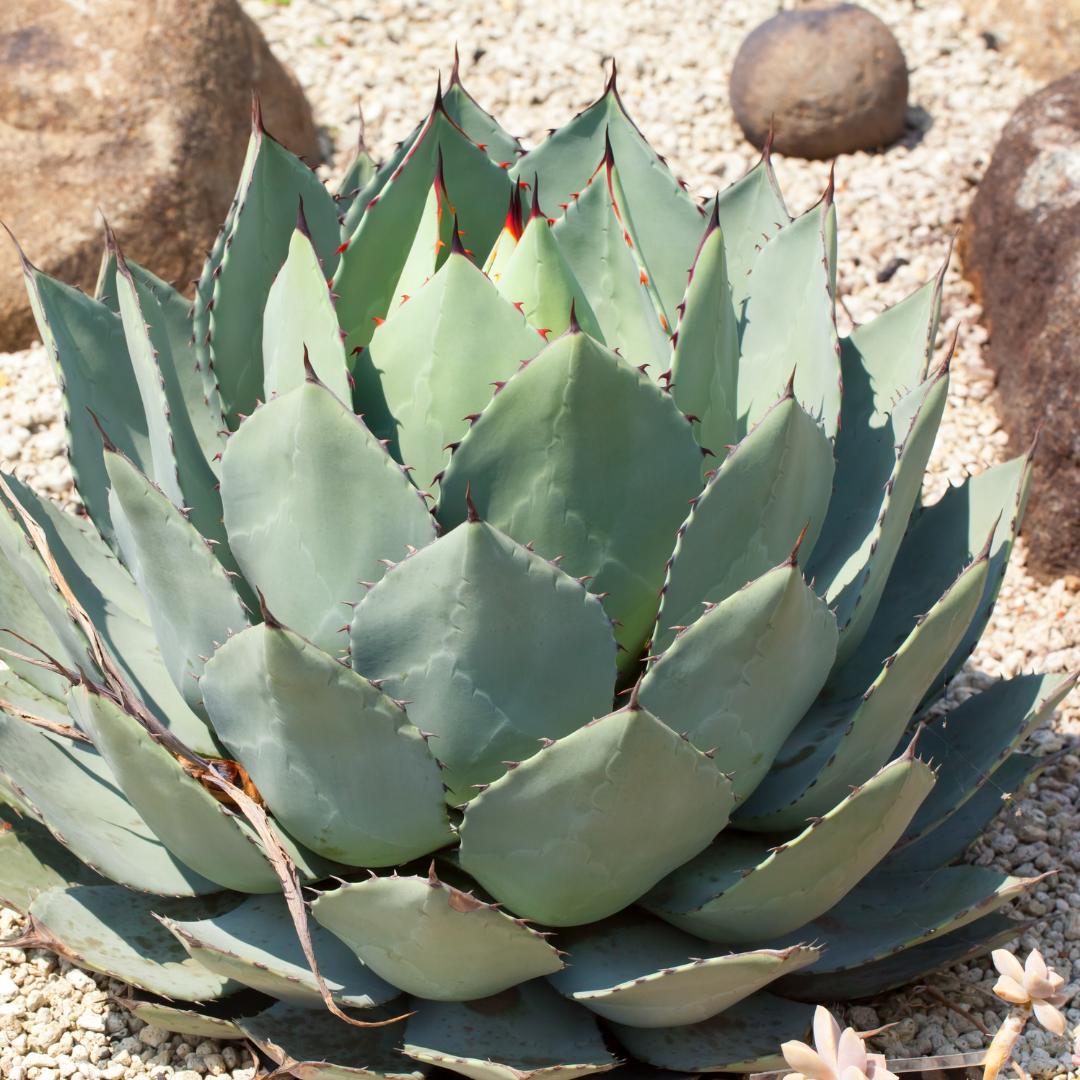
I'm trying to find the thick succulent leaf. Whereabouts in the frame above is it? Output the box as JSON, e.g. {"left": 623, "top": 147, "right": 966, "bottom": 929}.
{"left": 220, "top": 379, "right": 437, "bottom": 655}
{"left": 443, "top": 71, "right": 523, "bottom": 166}
{"left": 105, "top": 449, "right": 248, "bottom": 718}
{"left": 263, "top": 219, "right": 351, "bottom": 403}
{"left": 66, "top": 682, "right": 330, "bottom": 893}
{"left": 610, "top": 992, "right": 813, "bottom": 1074}
{"left": 115, "top": 259, "right": 226, "bottom": 472}
{"left": 458, "top": 700, "right": 734, "bottom": 926}
{"left": 641, "top": 749, "right": 935, "bottom": 942}
{"left": 708, "top": 153, "right": 790, "bottom": 312}
{"left": 335, "top": 140, "right": 379, "bottom": 223}
{"left": 114, "top": 989, "right": 279, "bottom": 1039}
{"left": 202, "top": 623, "right": 451, "bottom": 865}
{"left": 210, "top": 119, "right": 341, "bottom": 423}
{"left": 18, "top": 254, "right": 151, "bottom": 544}
{"left": 2, "top": 472, "right": 222, "bottom": 755}
{"left": 737, "top": 193, "right": 841, "bottom": 440}
{"left": 347, "top": 518, "right": 617, "bottom": 799}
{"left": 511, "top": 81, "right": 706, "bottom": 318}
{"left": 547, "top": 912, "right": 818, "bottom": 1027}
{"left": 755, "top": 864, "right": 1037, "bottom": 968}
{"left": 404, "top": 979, "right": 618, "bottom": 1080}
{"left": 876, "top": 751, "right": 1051, "bottom": 876}
{"left": 653, "top": 392, "right": 834, "bottom": 653}
{"left": 0, "top": 666, "right": 71, "bottom": 732}
{"left": 339, "top": 123, "right": 422, "bottom": 242}
{"left": 551, "top": 157, "right": 672, "bottom": 375}
{"left": 641, "top": 560, "right": 837, "bottom": 802}
{"left": 739, "top": 536, "right": 989, "bottom": 829}
{"left": 0, "top": 517, "right": 72, "bottom": 698}
{"left": 20, "top": 885, "right": 241, "bottom": 998}
{"left": 0, "top": 806, "right": 107, "bottom": 911}
{"left": 310, "top": 870, "right": 564, "bottom": 1000}
{"left": 495, "top": 211, "right": 605, "bottom": 341}
{"left": 349, "top": 518, "right": 616, "bottom": 801}
{"left": 388, "top": 170, "right": 456, "bottom": 306}
{"left": 334, "top": 103, "right": 512, "bottom": 351}
{"left": 162, "top": 891, "right": 400, "bottom": 1009}
{"left": 0, "top": 713, "right": 218, "bottom": 895}
{"left": 364, "top": 251, "right": 544, "bottom": 485}
{"left": 808, "top": 361, "right": 951, "bottom": 673}
{"left": 828, "top": 454, "right": 1033, "bottom": 704}
{"left": 772, "top": 913, "right": 1021, "bottom": 1003}
{"left": 890, "top": 673, "right": 1076, "bottom": 850}
{"left": 239, "top": 1000, "right": 425, "bottom": 1080}
{"left": 437, "top": 330, "right": 703, "bottom": 665}
{"left": 115, "top": 256, "right": 231, "bottom": 555}
{"left": 668, "top": 204, "right": 739, "bottom": 470}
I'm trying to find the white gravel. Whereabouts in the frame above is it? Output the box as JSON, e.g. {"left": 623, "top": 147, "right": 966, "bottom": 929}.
{"left": 2, "top": 0, "right": 1078, "bottom": 1074}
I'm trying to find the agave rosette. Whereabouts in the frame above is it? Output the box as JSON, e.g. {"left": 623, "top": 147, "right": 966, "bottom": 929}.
{"left": 0, "top": 61, "right": 1071, "bottom": 1076}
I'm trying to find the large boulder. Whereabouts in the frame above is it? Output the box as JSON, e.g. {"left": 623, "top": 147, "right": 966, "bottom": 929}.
{"left": 959, "top": 70, "right": 1080, "bottom": 578}
{"left": 0, "top": 0, "right": 321, "bottom": 351}
{"left": 729, "top": 4, "right": 909, "bottom": 160}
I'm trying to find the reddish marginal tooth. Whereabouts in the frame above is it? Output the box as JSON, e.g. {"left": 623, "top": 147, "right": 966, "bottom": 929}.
{"left": 537, "top": 328, "right": 553, "bottom": 340}
{"left": 334, "top": 240, "right": 350, "bottom": 255}
{"left": 372, "top": 316, "right": 385, "bottom": 326}
{"left": 512, "top": 302, "right": 525, "bottom": 313}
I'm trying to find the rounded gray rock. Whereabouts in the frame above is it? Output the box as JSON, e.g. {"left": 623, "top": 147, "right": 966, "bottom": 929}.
{"left": 730, "top": 4, "right": 909, "bottom": 160}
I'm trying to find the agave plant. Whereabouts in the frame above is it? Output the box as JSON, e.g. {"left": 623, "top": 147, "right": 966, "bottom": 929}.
{"left": 0, "top": 58, "right": 1072, "bottom": 1077}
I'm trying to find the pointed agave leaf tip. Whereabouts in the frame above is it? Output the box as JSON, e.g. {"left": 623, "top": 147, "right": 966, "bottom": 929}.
{"left": 567, "top": 298, "right": 581, "bottom": 335}
{"left": 251, "top": 90, "right": 264, "bottom": 136}
{"left": 606, "top": 56, "right": 618, "bottom": 94}
{"left": 504, "top": 187, "right": 524, "bottom": 241}
{"left": 86, "top": 408, "right": 118, "bottom": 454}
{"left": 428, "top": 860, "right": 441, "bottom": 887}
{"left": 626, "top": 675, "right": 644, "bottom": 712}
{"left": 900, "top": 722, "right": 925, "bottom": 761}
{"left": 787, "top": 520, "right": 810, "bottom": 565}
{"left": 976, "top": 513, "right": 1002, "bottom": 564}
{"left": 296, "top": 194, "right": 312, "bottom": 240}
{"left": 356, "top": 96, "right": 367, "bottom": 154}
{"left": 101, "top": 213, "right": 120, "bottom": 257}
{"left": 434, "top": 72, "right": 445, "bottom": 113}
{"left": 823, "top": 160, "right": 836, "bottom": 210}
{"left": 0, "top": 219, "right": 33, "bottom": 274}
{"left": 782, "top": 368, "right": 797, "bottom": 400}
{"left": 450, "top": 215, "right": 467, "bottom": 257}
{"left": 450, "top": 43, "right": 461, "bottom": 86}
{"left": 530, "top": 173, "right": 544, "bottom": 221}
{"left": 763, "top": 114, "right": 776, "bottom": 160}
{"left": 257, "top": 589, "right": 283, "bottom": 629}
{"left": 302, "top": 345, "right": 321, "bottom": 385}
{"left": 465, "top": 481, "right": 481, "bottom": 524}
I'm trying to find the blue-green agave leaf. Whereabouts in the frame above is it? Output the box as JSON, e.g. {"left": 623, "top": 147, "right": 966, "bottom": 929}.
{"left": 17, "top": 885, "right": 242, "bottom": 999}
{"left": 161, "top": 892, "right": 400, "bottom": 1009}
{"left": 311, "top": 868, "right": 564, "bottom": 1001}
{"left": 458, "top": 696, "right": 734, "bottom": 926}
{"left": 668, "top": 202, "right": 739, "bottom": 471}
{"left": 209, "top": 110, "right": 341, "bottom": 424}
{"left": 220, "top": 378, "right": 436, "bottom": 656}
{"left": 362, "top": 249, "right": 544, "bottom": 485}
{"left": 641, "top": 559, "right": 837, "bottom": 802}
{"left": 548, "top": 911, "right": 818, "bottom": 1027}
{"left": 202, "top": 622, "right": 451, "bottom": 866}
{"left": 403, "top": 978, "right": 618, "bottom": 1080}
{"left": 349, "top": 516, "right": 616, "bottom": 803}
{"left": 263, "top": 207, "right": 351, "bottom": 404}
{"left": 738, "top": 537, "right": 989, "bottom": 829}
{"left": 610, "top": 992, "right": 812, "bottom": 1074}
{"left": 437, "top": 328, "right": 703, "bottom": 667}
{"left": 641, "top": 746, "right": 935, "bottom": 942}
{"left": 737, "top": 188, "right": 840, "bottom": 440}
{"left": 653, "top": 390, "right": 834, "bottom": 653}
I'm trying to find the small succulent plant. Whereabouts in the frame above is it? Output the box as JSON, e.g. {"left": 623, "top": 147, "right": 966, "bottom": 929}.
{"left": 0, "top": 59, "right": 1075, "bottom": 1077}
{"left": 783, "top": 1006, "right": 898, "bottom": 1080}
{"left": 984, "top": 949, "right": 1069, "bottom": 1080}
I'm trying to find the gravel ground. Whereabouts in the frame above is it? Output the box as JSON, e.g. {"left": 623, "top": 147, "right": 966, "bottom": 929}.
{"left": 3, "top": 0, "right": 1080, "bottom": 1075}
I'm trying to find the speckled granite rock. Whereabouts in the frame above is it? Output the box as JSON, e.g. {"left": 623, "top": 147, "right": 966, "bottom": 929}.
{"left": 960, "top": 70, "right": 1080, "bottom": 580}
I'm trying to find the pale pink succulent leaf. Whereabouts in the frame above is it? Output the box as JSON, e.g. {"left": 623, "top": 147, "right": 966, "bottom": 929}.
{"left": 839, "top": 1065, "right": 867, "bottom": 1080}
{"left": 866, "top": 1055, "right": 899, "bottom": 1080}
{"left": 994, "top": 974, "right": 1030, "bottom": 1004}
{"left": 813, "top": 1005, "right": 843, "bottom": 1070}
{"left": 837, "top": 1028, "right": 868, "bottom": 1075}
{"left": 783, "top": 1040, "right": 835, "bottom": 1080}
{"left": 1025, "top": 949, "right": 1049, "bottom": 983}
{"left": 1025, "top": 971, "right": 1058, "bottom": 999}
{"left": 1049, "top": 993, "right": 1069, "bottom": 1008}
{"left": 993, "top": 949, "right": 1026, "bottom": 984}
{"left": 1033, "top": 1000, "right": 1067, "bottom": 1036}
